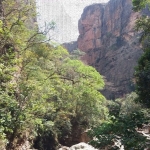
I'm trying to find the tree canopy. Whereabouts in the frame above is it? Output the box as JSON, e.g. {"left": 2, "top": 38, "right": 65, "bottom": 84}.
{"left": 89, "top": 1, "right": 150, "bottom": 149}
{"left": 0, "top": 0, "right": 107, "bottom": 149}
{"left": 89, "top": 93, "right": 150, "bottom": 149}
{"left": 132, "top": 0, "right": 150, "bottom": 11}
{"left": 132, "top": 0, "right": 150, "bottom": 107}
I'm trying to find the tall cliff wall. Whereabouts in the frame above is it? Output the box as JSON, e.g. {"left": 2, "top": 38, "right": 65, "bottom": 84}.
{"left": 77, "top": 0, "right": 145, "bottom": 99}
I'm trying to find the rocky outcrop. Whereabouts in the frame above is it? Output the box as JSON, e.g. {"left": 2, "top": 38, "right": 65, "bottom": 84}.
{"left": 63, "top": 41, "right": 78, "bottom": 53}
{"left": 59, "top": 142, "right": 98, "bottom": 150}
{"left": 77, "top": 0, "right": 147, "bottom": 99}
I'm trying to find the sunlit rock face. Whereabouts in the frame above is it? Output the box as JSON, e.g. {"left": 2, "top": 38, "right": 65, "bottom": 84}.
{"left": 77, "top": 0, "right": 146, "bottom": 99}
{"left": 35, "top": 0, "right": 109, "bottom": 43}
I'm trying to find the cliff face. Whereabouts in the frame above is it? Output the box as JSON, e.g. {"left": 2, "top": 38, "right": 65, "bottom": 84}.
{"left": 63, "top": 41, "right": 78, "bottom": 53}
{"left": 77, "top": 0, "right": 145, "bottom": 99}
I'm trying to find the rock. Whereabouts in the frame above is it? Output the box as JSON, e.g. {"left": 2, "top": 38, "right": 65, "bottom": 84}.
{"left": 59, "top": 142, "right": 98, "bottom": 150}
{"left": 77, "top": 0, "right": 150, "bottom": 99}
{"left": 18, "top": 140, "right": 37, "bottom": 150}
{"left": 59, "top": 146, "right": 70, "bottom": 150}
{"left": 63, "top": 41, "right": 78, "bottom": 53}
{"left": 70, "top": 142, "right": 98, "bottom": 150}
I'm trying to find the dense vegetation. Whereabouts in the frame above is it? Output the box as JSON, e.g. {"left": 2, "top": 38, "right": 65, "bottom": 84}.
{"left": 89, "top": 93, "right": 150, "bottom": 149}
{"left": 88, "top": 0, "right": 150, "bottom": 149}
{"left": 0, "top": 0, "right": 107, "bottom": 149}
{"left": 1, "top": 0, "right": 150, "bottom": 150}
{"left": 133, "top": 0, "right": 150, "bottom": 108}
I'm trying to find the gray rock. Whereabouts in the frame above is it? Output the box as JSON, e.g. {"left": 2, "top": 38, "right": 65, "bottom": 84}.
{"left": 59, "top": 142, "right": 98, "bottom": 150}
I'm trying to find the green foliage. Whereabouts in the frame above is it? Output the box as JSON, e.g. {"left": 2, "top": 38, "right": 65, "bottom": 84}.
{"left": 135, "top": 48, "right": 150, "bottom": 107}
{"left": 106, "top": 100, "right": 121, "bottom": 118}
{"left": 89, "top": 93, "right": 150, "bottom": 149}
{"left": 133, "top": 0, "right": 150, "bottom": 44}
{"left": 0, "top": 0, "right": 107, "bottom": 149}
{"left": 70, "top": 49, "right": 85, "bottom": 60}
{"left": 135, "top": 16, "right": 150, "bottom": 44}
{"left": 90, "top": 111, "right": 149, "bottom": 149}
{"left": 132, "top": 0, "right": 150, "bottom": 11}
{"left": 132, "top": 0, "right": 150, "bottom": 107}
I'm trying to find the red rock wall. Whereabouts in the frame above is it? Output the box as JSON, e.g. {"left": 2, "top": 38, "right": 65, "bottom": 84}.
{"left": 77, "top": 0, "right": 144, "bottom": 99}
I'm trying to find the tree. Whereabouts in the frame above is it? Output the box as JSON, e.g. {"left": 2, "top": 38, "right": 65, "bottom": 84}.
{"left": 89, "top": 93, "right": 150, "bottom": 149}
{"left": 132, "top": 0, "right": 150, "bottom": 107}
{"left": 135, "top": 49, "right": 150, "bottom": 107}
{"left": 0, "top": 0, "right": 45, "bottom": 149}
{"left": 132, "top": 0, "right": 150, "bottom": 11}
{"left": 30, "top": 48, "right": 108, "bottom": 149}
{"left": 0, "top": 0, "right": 107, "bottom": 149}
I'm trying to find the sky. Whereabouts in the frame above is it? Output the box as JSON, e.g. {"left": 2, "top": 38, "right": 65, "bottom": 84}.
{"left": 36, "top": 0, "right": 109, "bottom": 43}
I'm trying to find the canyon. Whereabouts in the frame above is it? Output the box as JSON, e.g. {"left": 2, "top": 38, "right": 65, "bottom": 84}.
{"left": 36, "top": 0, "right": 146, "bottom": 99}
{"left": 65, "top": 0, "right": 149, "bottom": 99}
{"left": 1, "top": 0, "right": 149, "bottom": 149}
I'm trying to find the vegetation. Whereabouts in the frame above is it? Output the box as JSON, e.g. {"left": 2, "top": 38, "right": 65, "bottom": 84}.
{"left": 133, "top": 0, "right": 150, "bottom": 108}
{"left": 89, "top": 1, "right": 150, "bottom": 149}
{"left": 135, "top": 48, "right": 150, "bottom": 107}
{"left": 132, "top": 0, "right": 150, "bottom": 11}
{"left": 1, "top": 0, "right": 150, "bottom": 149}
{"left": 89, "top": 93, "right": 150, "bottom": 149}
{"left": 0, "top": 0, "right": 107, "bottom": 149}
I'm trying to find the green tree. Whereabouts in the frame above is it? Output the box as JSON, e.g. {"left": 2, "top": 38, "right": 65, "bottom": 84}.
{"left": 0, "top": 0, "right": 107, "bottom": 149}
{"left": 135, "top": 49, "right": 150, "bottom": 107}
{"left": 89, "top": 93, "right": 150, "bottom": 149}
{"left": 132, "top": 0, "right": 150, "bottom": 11}
{"left": 132, "top": 0, "right": 150, "bottom": 107}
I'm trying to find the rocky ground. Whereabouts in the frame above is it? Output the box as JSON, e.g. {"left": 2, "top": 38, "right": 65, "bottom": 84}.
{"left": 58, "top": 142, "right": 98, "bottom": 150}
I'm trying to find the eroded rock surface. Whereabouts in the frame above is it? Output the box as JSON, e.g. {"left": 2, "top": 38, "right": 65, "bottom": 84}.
{"left": 63, "top": 41, "right": 78, "bottom": 53}
{"left": 59, "top": 142, "right": 98, "bottom": 150}
{"left": 77, "top": 0, "right": 146, "bottom": 99}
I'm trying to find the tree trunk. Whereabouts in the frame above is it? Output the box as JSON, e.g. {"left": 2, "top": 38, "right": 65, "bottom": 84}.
{"left": 0, "top": 0, "right": 3, "bottom": 19}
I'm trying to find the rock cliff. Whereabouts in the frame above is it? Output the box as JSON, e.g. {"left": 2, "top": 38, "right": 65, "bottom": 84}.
{"left": 77, "top": 0, "right": 146, "bottom": 99}
{"left": 63, "top": 41, "right": 78, "bottom": 53}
